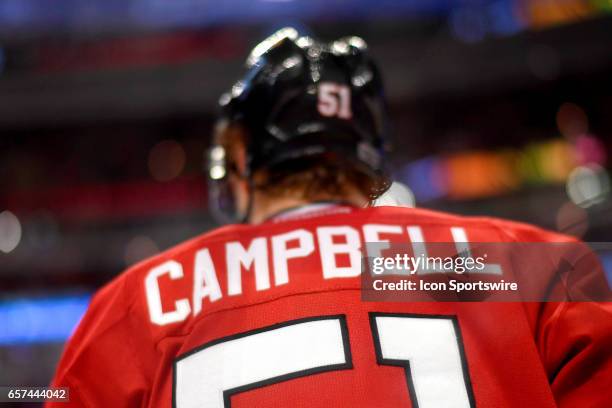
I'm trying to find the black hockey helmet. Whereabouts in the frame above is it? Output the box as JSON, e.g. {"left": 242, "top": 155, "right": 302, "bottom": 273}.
{"left": 208, "top": 27, "right": 391, "bottom": 223}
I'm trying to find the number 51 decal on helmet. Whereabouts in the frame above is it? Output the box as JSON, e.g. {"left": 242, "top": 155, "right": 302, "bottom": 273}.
{"left": 318, "top": 82, "right": 352, "bottom": 119}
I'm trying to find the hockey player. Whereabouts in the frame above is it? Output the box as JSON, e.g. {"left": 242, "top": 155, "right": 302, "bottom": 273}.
{"left": 48, "top": 28, "right": 611, "bottom": 407}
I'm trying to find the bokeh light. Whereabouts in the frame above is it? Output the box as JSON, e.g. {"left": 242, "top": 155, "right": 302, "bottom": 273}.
{"left": 0, "top": 210, "right": 22, "bottom": 253}
{"left": 124, "top": 235, "right": 160, "bottom": 266}
{"left": 148, "top": 140, "right": 186, "bottom": 182}
{"left": 556, "top": 102, "right": 588, "bottom": 138}
{"left": 450, "top": 7, "right": 487, "bottom": 43}
{"left": 566, "top": 164, "right": 611, "bottom": 208}
{"left": 372, "top": 181, "right": 415, "bottom": 207}
{"left": 209, "top": 165, "right": 226, "bottom": 180}
{"left": 0, "top": 295, "right": 90, "bottom": 345}
{"left": 574, "top": 134, "right": 607, "bottom": 165}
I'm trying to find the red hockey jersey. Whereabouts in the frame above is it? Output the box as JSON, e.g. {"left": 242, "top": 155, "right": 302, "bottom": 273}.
{"left": 47, "top": 205, "right": 612, "bottom": 407}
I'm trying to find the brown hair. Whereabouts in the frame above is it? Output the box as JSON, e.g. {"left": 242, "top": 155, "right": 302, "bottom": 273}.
{"left": 214, "top": 121, "right": 388, "bottom": 201}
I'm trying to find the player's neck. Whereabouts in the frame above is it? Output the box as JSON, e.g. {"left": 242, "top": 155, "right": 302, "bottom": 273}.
{"left": 248, "top": 192, "right": 368, "bottom": 224}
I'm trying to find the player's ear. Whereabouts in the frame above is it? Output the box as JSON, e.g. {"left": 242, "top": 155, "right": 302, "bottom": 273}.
{"left": 233, "top": 142, "right": 248, "bottom": 177}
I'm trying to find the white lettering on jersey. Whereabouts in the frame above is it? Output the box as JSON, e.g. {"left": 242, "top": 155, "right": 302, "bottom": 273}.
{"left": 271, "top": 229, "right": 315, "bottom": 286}
{"left": 317, "top": 226, "right": 361, "bottom": 279}
{"left": 175, "top": 317, "right": 347, "bottom": 408}
{"left": 193, "top": 249, "right": 222, "bottom": 316}
{"left": 363, "top": 224, "right": 403, "bottom": 258}
{"left": 145, "top": 260, "right": 191, "bottom": 326}
{"left": 226, "top": 238, "right": 271, "bottom": 295}
{"left": 363, "top": 224, "right": 404, "bottom": 275}
{"left": 373, "top": 315, "right": 472, "bottom": 407}
{"left": 144, "top": 224, "right": 503, "bottom": 325}
{"left": 407, "top": 226, "right": 446, "bottom": 274}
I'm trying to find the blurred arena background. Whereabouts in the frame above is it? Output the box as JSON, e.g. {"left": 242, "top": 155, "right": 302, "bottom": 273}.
{"left": 1, "top": 0, "right": 612, "bottom": 400}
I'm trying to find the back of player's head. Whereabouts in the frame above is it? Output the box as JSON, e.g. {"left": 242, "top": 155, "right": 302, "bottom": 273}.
{"left": 208, "top": 27, "right": 392, "bottom": 223}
